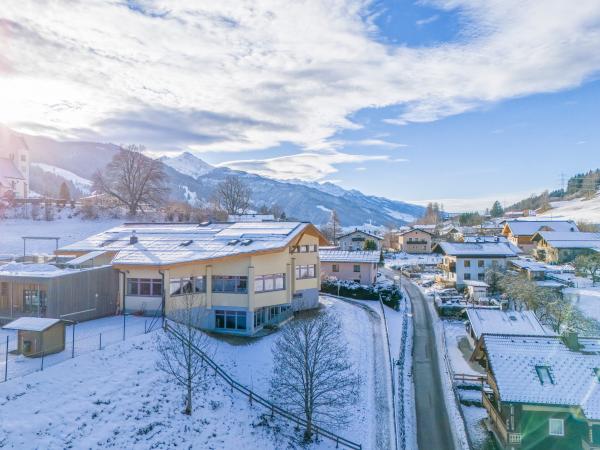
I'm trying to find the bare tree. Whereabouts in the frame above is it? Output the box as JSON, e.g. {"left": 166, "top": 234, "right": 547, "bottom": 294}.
{"left": 574, "top": 253, "right": 600, "bottom": 285}
{"left": 216, "top": 175, "right": 251, "bottom": 215}
{"left": 320, "top": 210, "right": 341, "bottom": 244}
{"left": 93, "top": 145, "right": 169, "bottom": 216}
{"left": 156, "top": 294, "right": 214, "bottom": 415}
{"left": 270, "top": 313, "right": 359, "bottom": 442}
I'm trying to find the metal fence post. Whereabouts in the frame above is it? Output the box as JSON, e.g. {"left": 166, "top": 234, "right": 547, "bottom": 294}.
{"left": 99, "top": 333, "right": 102, "bottom": 350}
{"left": 41, "top": 352, "right": 45, "bottom": 371}
{"left": 71, "top": 324, "right": 75, "bottom": 358}
{"left": 4, "top": 336, "right": 8, "bottom": 382}
{"left": 123, "top": 314, "right": 126, "bottom": 341}
{"left": 144, "top": 320, "right": 147, "bottom": 334}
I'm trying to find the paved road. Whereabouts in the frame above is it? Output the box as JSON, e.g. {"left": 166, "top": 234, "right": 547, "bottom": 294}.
{"left": 403, "top": 278, "right": 456, "bottom": 450}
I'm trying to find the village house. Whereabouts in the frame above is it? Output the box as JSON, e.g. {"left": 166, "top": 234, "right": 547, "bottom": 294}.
{"left": 433, "top": 241, "right": 518, "bottom": 288}
{"left": 0, "top": 262, "right": 118, "bottom": 322}
{"left": 319, "top": 249, "right": 379, "bottom": 285}
{"left": 56, "top": 221, "right": 327, "bottom": 336}
{"left": 502, "top": 220, "right": 579, "bottom": 253}
{"left": 473, "top": 333, "right": 600, "bottom": 450}
{"left": 531, "top": 231, "right": 600, "bottom": 263}
{"left": 337, "top": 229, "right": 383, "bottom": 251}
{"left": 0, "top": 128, "right": 30, "bottom": 199}
{"left": 396, "top": 228, "right": 433, "bottom": 253}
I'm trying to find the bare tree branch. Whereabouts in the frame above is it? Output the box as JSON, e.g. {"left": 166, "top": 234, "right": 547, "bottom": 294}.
{"left": 216, "top": 175, "right": 252, "bottom": 215}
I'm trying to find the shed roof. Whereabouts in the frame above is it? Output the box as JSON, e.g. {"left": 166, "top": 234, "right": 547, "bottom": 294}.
{"left": 319, "top": 250, "right": 380, "bottom": 263}
{"left": 483, "top": 334, "right": 600, "bottom": 419}
{"left": 3, "top": 317, "right": 62, "bottom": 332}
{"left": 467, "top": 309, "right": 550, "bottom": 341}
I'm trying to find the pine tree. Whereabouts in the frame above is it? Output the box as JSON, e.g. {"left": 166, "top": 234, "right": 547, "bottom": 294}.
{"left": 490, "top": 200, "right": 504, "bottom": 218}
{"left": 59, "top": 182, "right": 71, "bottom": 202}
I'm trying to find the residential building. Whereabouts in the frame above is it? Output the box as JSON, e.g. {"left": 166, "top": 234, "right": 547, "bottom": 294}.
{"left": 433, "top": 241, "right": 518, "bottom": 287}
{"left": 56, "top": 221, "right": 327, "bottom": 336}
{"left": 337, "top": 229, "right": 382, "bottom": 251}
{"left": 396, "top": 228, "right": 433, "bottom": 253}
{"left": 502, "top": 220, "right": 579, "bottom": 253}
{"left": 0, "top": 128, "right": 29, "bottom": 198}
{"left": 319, "top": 249, "right": 379, "bottom": 285}
{"left": 531, "top": 231, "right": 600, "bottom": 263}
{"left": 0, "top": 262, "right": 118, "bottom": 322}
{"left": 473, "top": 333, "right": 600, "bottom": 450}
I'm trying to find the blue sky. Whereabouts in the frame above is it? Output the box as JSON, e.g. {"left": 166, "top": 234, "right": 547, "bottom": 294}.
{"left": 2, "top": 0, "right": 600, "bottom": 211}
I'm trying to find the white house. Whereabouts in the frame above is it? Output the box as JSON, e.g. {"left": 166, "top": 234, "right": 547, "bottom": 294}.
{"left": 0, "top": 128, "right": 30, "bottom": 198}
{"left": 433, "top": 241, "right": 518, "bottom": 287}
{"left": 337, "top": 229, "right": 383, "bottom": 251}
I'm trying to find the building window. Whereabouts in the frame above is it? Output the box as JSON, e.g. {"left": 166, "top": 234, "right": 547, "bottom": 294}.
{"left": 464, "top": 260, "right": 471, "bottom": 268}
{"left": 215, "top": 310, "right": 247, "bottom": 331}
{"left": 255, "top": 273, "right": 285, "bottom": 293}
{"left": 23, "top": 290, "right": 47, "bottom": 314}
{"left": 212, "top": 276, "right": 248, "bottom": 293}
{"left": 295, "top": 264, "right": 316, "bottom": 279}
{"left": 332, "top": 264, "right": 339, "bottom": 273}
{"left": 169, "top": 277, "right": 205, "bottom": 296}
{"left": 353, "top": 264, "right": 361, "bottom": 273}
{"left": 478, "top": 273, "right": 485, "bottom": 281}
{"left": 291, "top": 244, "right": 317, "bottom": 253}
{"left": 464, "top": 273, "right": 471, "bottom": 280}
{"left": 548, "top": 418, "right": 564, "bottom": 436}
{"left": 478, "top": 260, "right": 485, "bottom": 268}
{"left": 536, "top": 365, "right": 554, "bottom": 385}
{"left": 127, "top": 278, "right": 163, "bottom": 296}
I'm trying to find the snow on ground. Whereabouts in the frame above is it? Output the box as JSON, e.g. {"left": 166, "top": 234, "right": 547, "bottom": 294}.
{"left": 31, "top": 162, "right": 93, "bottom": 194}
{"left": 443, "top": 320, "right": 485, "bottom": 377}
{"left": 0, "top": 216, "right": 123, "bottom": 257}
{"left": 539, "top": 193, "right": 600, "bottom": 223}
{"left": 564, "top": 286, "right": 600, "bottom": 322}
{"left": 0, "top": 297, "right": 383, "bottom": 450}
{"left": 461, "top": 405, "right": 492, "bottom": 450}
{"left": 316, "top": 205, "right": 332, "bottom": 213}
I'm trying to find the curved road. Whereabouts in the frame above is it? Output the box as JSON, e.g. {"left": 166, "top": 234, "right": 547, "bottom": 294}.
{"left": 403, "top": 277, "right": 456, "bottom": 450}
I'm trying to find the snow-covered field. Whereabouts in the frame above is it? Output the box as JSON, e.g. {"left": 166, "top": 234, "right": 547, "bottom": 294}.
{"left": 539, "top": 193, "right": 600, "bottom": 223}
{"left": 564, "top": 286, "right": 600, "bottom": 322}
{"left": 0, "top": 217, "right": 123, "bottom": 257}
{"left": 0, "top": 297, "right": 384, "bottom": 450}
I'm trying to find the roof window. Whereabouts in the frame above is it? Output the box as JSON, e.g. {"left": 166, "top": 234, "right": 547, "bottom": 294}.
{"left": 535, "top": 365, "right": 554, "bottom": 385}
{"left": 227, "top": 239, "right": 239, "bottom": 246}
{"left": 179, "top": 240, "right": 193, "bottom": 247}
{"left": 240, "top": 239, "right": 253, "bottom": 246}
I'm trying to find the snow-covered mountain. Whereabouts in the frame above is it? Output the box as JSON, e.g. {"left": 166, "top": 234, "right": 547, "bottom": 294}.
{"left": 539, "top": 193, "right": 600, "bottom": 223}
{"left": 159, "top": 152, "right": 214, "bottom": 179}
{"left": 3, "top": 126, "right": 424, "bottom": 225}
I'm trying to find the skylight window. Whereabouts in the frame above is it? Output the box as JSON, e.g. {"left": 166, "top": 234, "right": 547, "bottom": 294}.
{"left": 179, "top": 240, "right": 193, "bottom": 247}
{"left": 594, "top": 368, "right": 600, "bottom": 382}
{"left": 535, "top": 365, "right": 554, "bottom": 385}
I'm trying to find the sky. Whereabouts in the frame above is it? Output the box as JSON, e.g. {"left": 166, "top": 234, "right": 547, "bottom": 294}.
{"left": 1, "top": 0, "right": 600, "bottom": 211}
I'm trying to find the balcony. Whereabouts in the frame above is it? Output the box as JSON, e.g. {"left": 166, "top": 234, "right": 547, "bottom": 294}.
{"left": 482, "top": 392, "right": 523, "bottom": 447}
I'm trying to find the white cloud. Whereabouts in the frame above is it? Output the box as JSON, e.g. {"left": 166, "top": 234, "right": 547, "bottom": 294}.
{"left": 416, "top": 14, "right": 440, "bottom": 26}
{"left": 219, "top": 150, "right": 388, "bottom": 181}
{"left": 1, "top": 0, "right": 600, "bottom": 178}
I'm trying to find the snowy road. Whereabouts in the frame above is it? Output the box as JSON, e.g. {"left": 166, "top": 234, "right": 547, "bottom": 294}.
{"left": 404, "top": 279, "right": 456, "bottom": 450}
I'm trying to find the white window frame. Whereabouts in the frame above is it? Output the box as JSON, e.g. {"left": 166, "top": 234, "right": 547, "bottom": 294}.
{"left": 548, "top": 418, "right": 564, "bottom": 437}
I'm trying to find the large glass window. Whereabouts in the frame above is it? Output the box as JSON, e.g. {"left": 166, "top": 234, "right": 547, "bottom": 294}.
{"left": 23, "top": 290, "right": 47, "bottom": 315}
{"left": 170, "top": 277, "right": 205, "bottom": 296}
{"left": 295, "top": 264, "right": 316, "bottom": 280}
{"left": 255, "top": 274, "right": 285, "bottom": 293}
{"left": 215, "top": 310, "right": 247, "bottom": 331}
{"left": 548, "top": 418, "right": 564, "bottom": 436}
{"left": 127, "top": 278, "right": 162, "bottom": 296}
{"left": 212, "top": 276, "right": 248, "bottom": 293}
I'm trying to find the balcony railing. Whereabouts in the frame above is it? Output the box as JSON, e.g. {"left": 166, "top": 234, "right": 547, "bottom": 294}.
{"left": 483, "top": 392, "right": 508, "bottom": 445}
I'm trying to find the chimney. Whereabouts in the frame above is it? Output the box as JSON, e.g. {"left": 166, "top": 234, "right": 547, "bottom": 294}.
{"left": 129, "top": 230, "right": 138, "bottom": 245}
{"left": 563, "top": 331, "right": 580, "bottom": 351}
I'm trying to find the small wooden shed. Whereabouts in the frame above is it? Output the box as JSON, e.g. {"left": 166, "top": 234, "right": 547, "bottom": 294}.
{"left": 2, "top": 317, "right": 66, "bottom": 357}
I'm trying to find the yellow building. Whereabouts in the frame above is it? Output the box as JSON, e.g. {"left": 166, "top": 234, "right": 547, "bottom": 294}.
{"left": 57, "top": 221, "right": 327, "bottom": 335}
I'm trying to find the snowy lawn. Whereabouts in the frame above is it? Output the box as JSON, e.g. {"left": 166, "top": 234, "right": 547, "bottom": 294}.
{"left": 461, "top": 404, "right": 496, "bottom": 450}
{"left": 564, "top": 286, "right": 600, "bottom": 322}
{"left": 0, "top": 297, "right": 383, "bottom": 449}
{"left": 0, "top": 216, "right": 123, "bottom": 257}
{"left": 0, "top": 315, "right": 150, "bottom": 381}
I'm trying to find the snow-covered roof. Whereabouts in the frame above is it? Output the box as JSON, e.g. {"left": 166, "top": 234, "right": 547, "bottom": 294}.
{"left": 319, "top": 250, "right": 380, "bottom": 263}
{"left": 58, "top": 222, "right": 323, "bottom": 266}
{"left": 227, "top": 214, "right": 275, "bottom": 222}
{"left": 0, "top": 158, "right": 24, "bottom": 180}
{"left": 504, "top": 220, "right": 578, "bottom": 236}
{"left": 532, "top": 231, "right": 600, "bottom": 249}
{"left": 398, "top": 227, "right": 433, "bottom": 236}
{"left": 467, "top": 309, "right": 550, "bottom": 341}
{"left": 463, "top": 280, "right": 489, "bottom": 288}
{"left": 433, "top": 241, "right": 518, "bottom": 257}
{"left": 483, "top": 334, "right": 600, "bottom": 419}
{"left": 337, "top": 229, "right": 382, "bottom": 240}
{"left": 509, "top": 258, "right": 574, "bottom": 273}
{"left": 66, "top": 250, "right": 108, "bottom": 266}
{"left": 0, "top": 262, "right": 71, "bottom": 278}
{"left": 463, "top": 236, "right": 521, "bottom": 254}
{"left": 3, "top": 317, "right": 62, "bottom": 332}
